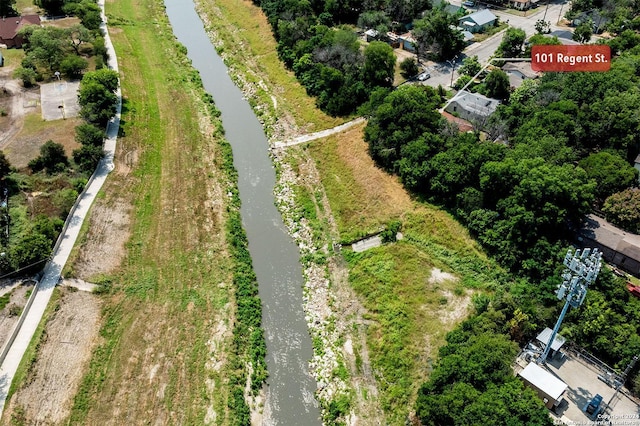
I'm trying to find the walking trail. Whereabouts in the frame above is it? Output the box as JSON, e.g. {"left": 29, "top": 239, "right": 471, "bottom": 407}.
{"left": 0, "top": 0, "right": 121, "bottom": 416}
{"left": 271, "top": 117, "right": 366, "bottom": 149}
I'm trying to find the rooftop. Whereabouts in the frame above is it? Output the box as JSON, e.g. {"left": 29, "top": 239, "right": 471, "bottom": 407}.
{"left": 451, "top": 90, "right": 500, "bottom": 116}
{"left": 519, "top": 362, "right": 568, "bottom": 401}
{"left": 0, "top": 15, "right": 40, "bottom": 41}
{"left": 461, "top": 9, "right": 497, "bottom": 26}
{"left": 580, "top": 214, "right": 640, "bottom": 263}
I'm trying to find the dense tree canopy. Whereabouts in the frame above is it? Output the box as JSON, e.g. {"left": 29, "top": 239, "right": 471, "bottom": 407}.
{"left": 78, "top": 69, "right": 119, "bottom": 125}
{"left": 364, "top": 85, "right": 443, "bottom": 171}
{"left": 413, "top": 9, "right": 465, "bottom": 60}
{"left": 579, "top": 152, "right": 638, "bottom": 204}
{"left": 603, "top": 188, "right": 640, "bottom": 233}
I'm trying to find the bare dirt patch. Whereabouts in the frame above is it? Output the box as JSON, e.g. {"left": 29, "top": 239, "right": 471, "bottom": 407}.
{"left": 428, "top": 267, "right": 457, "bottom": 285}
{"left": 437, "top": 289, "right": 473, "bottom": 327}
{"left": 0, "top": 281, "right": 35, "bottom": 350}
{"left": 71, "top": 197, "right": 132, "bottom": 280}
{"left": 3, "top": 287, "right": 101, "bottom": 425}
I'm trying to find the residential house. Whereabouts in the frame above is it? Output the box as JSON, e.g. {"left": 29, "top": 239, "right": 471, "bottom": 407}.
{"left": 502, "top": 62, "right": 538, "bottom": 88}
{"left": 0, "top": 15, "right": 41, "bottom": 48}
{"left": 398, "top": 32, "right": 416, "bottom": 52}
{"left": 571, "top": 10, "right": 609, "bottom": 33}
{"left": 547, "top": 30, "right": 581, "bottom": 45}
{"left": 441, "top": 111, "right": 474, "bottom": 133}
{"left": 431, "top": 0, "right": 465, "bottom": 16}
{"left": 444, "top": 90, "right": 500, "bottom": 125}
{"left": 458, "top": 9, "right": 497, "bottom": 33}
{"left": 578, "top": 214, "right": 640, "bottom": 276}
{"left": 508, "top": 0, "right": 532, "bottom": 10}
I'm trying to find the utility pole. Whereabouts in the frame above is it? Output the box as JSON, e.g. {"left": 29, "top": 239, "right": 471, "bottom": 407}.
{"left": 538, "top": 248, "right": 602, "bottom": 365}
{"left": 605, "top": 355, "right": 638, "bottom": 413}
{"left": 447, "top": 55, "right": 458, "bottom": 88}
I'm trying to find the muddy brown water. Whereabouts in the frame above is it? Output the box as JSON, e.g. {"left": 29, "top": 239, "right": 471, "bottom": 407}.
{"left": 163, "top": 0, "right": 321, "bottom": 424}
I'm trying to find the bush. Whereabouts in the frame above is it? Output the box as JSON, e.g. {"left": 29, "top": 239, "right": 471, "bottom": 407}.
{"left": 400, "top": 57, "right": 419, "bottom": 79}
{"left": 75, "top": 123, "right": 105, "bottom": 147}
{"left": 29, "top": 140, "right": 69, "bottom": 174}
{"left": 60, "top": 55, "right": 89, "bottom": 79}
{"left": 13, "top": 67, "right": 37, "bottom": 88}
{"left": 73, "top": 144, "right": 103, "bottom": 174}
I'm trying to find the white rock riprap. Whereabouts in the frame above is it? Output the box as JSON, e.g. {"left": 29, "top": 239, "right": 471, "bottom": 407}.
{"left": 272, "top": 150, "right": 350, "bottom": 419}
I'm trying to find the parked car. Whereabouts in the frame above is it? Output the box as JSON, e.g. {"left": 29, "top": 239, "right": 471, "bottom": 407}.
{"left": 584, "top": 394, "right": 603, "bottom": 419}
{"left": 463, "top": 1, "right": 475, "bottom": 7}
{"left": 417, "top": 72, "right": 431, "bottom": 81}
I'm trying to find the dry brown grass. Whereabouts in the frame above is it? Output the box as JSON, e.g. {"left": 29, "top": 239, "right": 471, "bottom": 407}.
{"left": 3, "top": 110, "right": 81, "bottom": 169}
{"left": 308, "top": 121, "right": 412, "bottom": 239}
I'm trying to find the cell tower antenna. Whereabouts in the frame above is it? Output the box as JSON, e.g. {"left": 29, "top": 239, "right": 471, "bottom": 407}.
{"left": 538, "top": 247, "right": 602, "bottom": 364}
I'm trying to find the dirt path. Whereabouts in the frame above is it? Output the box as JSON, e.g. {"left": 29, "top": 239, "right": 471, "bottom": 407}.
{"left": 0, "top": 76, "right": 34, "bottom": 149}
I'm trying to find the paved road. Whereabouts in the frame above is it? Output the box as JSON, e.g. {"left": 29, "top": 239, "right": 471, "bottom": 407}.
{"left": 420, "top": 0, "right": 571, "bottom": 87}
{"left": 0, "top": 0, "right": 121, "bottom": 416}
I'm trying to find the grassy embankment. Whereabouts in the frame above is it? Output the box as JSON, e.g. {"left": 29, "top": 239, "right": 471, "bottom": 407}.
{"left": 57, "top": 0, "right": 261, "bottom": 422}
{"left": 196, "top": 0, "right": 506, "bottom": 423}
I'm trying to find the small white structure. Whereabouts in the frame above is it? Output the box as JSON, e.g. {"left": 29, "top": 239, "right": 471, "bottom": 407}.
{"left": 536, "top": 327, "right": 566, "bottom": 359}
{"left": 518, "top": 362, "right": 568, "bottom": 410}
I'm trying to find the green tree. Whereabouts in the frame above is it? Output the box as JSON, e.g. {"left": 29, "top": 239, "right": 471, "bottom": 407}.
{"left": 64, "top": 0, "right": 102, "bottom": 31}
{"left": 399, "top": 57, "right": 419, "bottom": 79}
{"left": 81, "top": 68, "right": 119, "bottom": 93}
{"left": 60, "top": 55, "right": 88, "bottom": 79}
{"left": 496, "top": 27, "right": 526, "bottom": 58}
{"left": 67, "top": 24, "right": 94, "bottom": 55}
{"left": 10, "top": 231, "right": 52, "bottom": 271}
{"left": 524, "top": 34, "right": 561, "bottom": 56}
{"left": 29, "top": 140, "right": 69, "bottom": 174}
{"left": 13, "top": 67, "right": 37, "bottom": 88}
{"left": 602, "top": 188, "right": 640, "bottom": 234}
{"left": 364, "top": 85, "right": 443, "bottom": 171}
{"left": 78, "top": 70, "right": 119, "bottom": 125}
{"left": 534, "top": 19, "right": 551, "bottom": 34}
{"left": 0, "top": 151, "right": 11, "bottom": 181}
{"left": 34, "top": 0, "right": 65, "bottom": 15}
{"left": 75, "top": 123, "right": 105, "bottom": 147}
{"left": 20, "top": 26, "right": 67, "bottom": 72}
{"left": 484, "top": 69, "right": 511, "bottom": 100}
{"left": 357, "top": 10, "right": 390, "bottom": 31}
{"left": 73, "top": 144, "right": 103, "bottom": 174}
{"left": 458, "top": 55, "right": 481, "bottom": 77}
{"left": 362, "top": 41, "right": 396, "bottom": 88}
{"left": 579, "top": 152, "right": 638, "bottom": 203}
{"left": 573, "top": 21, "right": 593, "bottom": 43}
{"left": 413, "top": 10, "right": 465, "bottom": 61}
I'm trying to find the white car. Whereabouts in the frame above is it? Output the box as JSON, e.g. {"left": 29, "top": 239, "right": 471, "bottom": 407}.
{"left": 417, "top": 72, "right": 431, "bottom": 81}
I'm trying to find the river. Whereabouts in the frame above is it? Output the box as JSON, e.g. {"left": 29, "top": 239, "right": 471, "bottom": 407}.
{"left": 163, "top": 0, "right": 322, "bottom": 424}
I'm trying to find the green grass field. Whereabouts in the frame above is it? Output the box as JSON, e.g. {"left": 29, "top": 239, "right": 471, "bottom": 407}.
{"left": 65, "top": 0, "right": 242, "bottom": 422}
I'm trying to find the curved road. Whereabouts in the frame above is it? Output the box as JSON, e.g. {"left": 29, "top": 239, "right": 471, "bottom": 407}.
{"left": 0, "top": 0, "right": 121, "bottom": 416}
